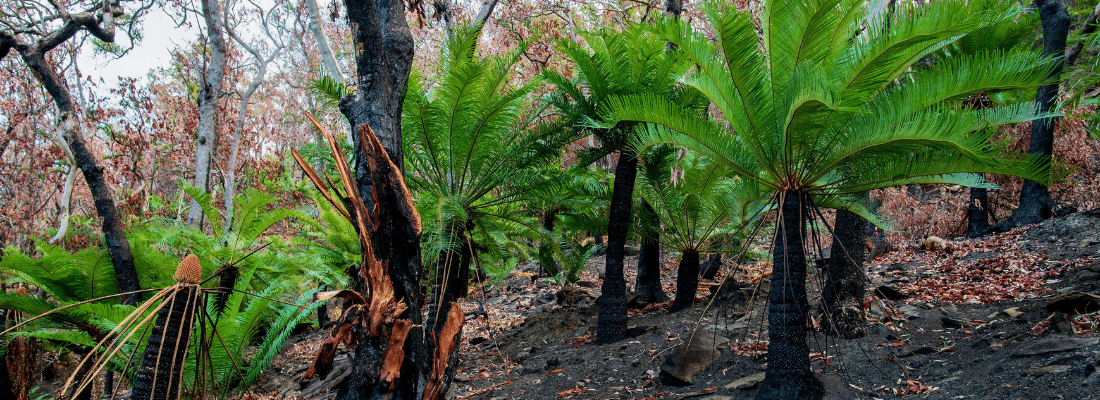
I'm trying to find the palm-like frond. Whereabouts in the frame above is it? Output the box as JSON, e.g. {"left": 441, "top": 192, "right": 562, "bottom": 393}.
{"left": 308, "top": 75, "right": 353, "bottom": 111}
{"left": 607, "top": 0, "right": 1058, "bottom": 217}
{"left": 404, "top": 25, "right": 568, "bottom": 266}
{"left": 636, "top": 150, "right": 767, "bottom": 253}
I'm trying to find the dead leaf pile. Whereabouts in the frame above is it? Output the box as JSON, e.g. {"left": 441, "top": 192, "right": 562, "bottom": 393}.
{"left": 872, "top": 227, "right": 1084, "bottom": 304}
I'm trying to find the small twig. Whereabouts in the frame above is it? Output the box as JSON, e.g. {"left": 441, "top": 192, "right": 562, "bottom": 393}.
{"left": 456, "top": 379, "right": 513, "bottom": 400}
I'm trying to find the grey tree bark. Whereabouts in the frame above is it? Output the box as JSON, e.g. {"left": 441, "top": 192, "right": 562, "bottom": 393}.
{"left": 187, "top": 0, "right": 230, "bottom": 229}
{"left": 305, "top": 0, "right": 345, "bottom": 82}
{"left": 223, "top": 0, "right": 285, "bottom": 230}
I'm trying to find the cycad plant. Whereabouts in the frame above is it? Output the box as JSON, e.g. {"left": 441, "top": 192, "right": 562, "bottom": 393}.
{"left": 544, "top": 25, "right": 705, "bottom": 343}
{"left": 600, "top": 0, "right": 1058, "bottom": 398}
{"left": 636, "top": 150, "right": 766, "bottom": 312}
{"left": 402, "top": 25, "right": 564, "bottom": 342}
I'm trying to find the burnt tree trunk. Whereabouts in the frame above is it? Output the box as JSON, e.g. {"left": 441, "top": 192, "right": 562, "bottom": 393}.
{"left": 669, "top": 250, "right": 700, "bottom": 313}
{"left": 539, "top": 208, "right": 559, "bottom": 276}
{"left": 967, "top": 187, "right": 990, "bottom": 237}
{"left": 755, "top": 191, "right": 823, "bottom": 400}
{"left": 634, "top": 200, "right": 668, "bottom": 305}
{"left": 337, "top": 0, "right": 421, "bottom": 397}
{"left": 597, "top": 150, "right": 638, "bottom": 344}
{"left": 820, "top": 208, "right": 867, "bottom": 339}
{"left": 131, "top": 286, "right": 201, "bottom": 400}
{"left": 9, "top": 41, "right": 140, "bottom": 306}
{"left": 989, "top": 0, "right": 1069, "bottom": 233}
{"left": 701, "top": 253, "right": 722, "bottom": 280}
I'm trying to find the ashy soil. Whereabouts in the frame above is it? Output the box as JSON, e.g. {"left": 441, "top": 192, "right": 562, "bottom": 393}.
{"left": 192, "top": 210, "right": 1100, "bottom": 399}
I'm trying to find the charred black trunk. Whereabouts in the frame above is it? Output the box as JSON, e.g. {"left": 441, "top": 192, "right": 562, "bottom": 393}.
{"left": 597, "top": 150, "right": 638, "bottom": 344}
{"left": 634, "top": 200, "right": 668, "bottom": 305}
{"left": 131, "top": 286, "right": 200, "bottom": 400}
{"left": 669, "top": 250, "right": 700, "bottom": 313}
{"left": 426, "top": 229, "right": 473, "bottom": 341}
{"left": 967, "top": 187, "right": 990, "bottom": 237}
{"left": 214, "top": 266, "right": 238, "bottom": 314}
{"left": 701, "top": 253, "right": 722, "bottom": 280}
{"left": 988, "top": 0, "right": 1069, "bottom": 233}
{"left": 338, "top": 0, "right": 421, "bottom": 396}
{"left": 539, "top": 208, "right": 559, "bottom": 276}
{"left": 755, "top": 191, "right": 823, "bottom": 400}
{"left": 16, "top": 51, "right": 140, "bottom": 306}
{"left": 821, "top": 208, "right": 867, "bottom": 339}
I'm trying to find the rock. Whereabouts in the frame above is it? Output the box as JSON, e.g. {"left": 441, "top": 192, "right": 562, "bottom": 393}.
{"left": 1004, "top": 307, "right": 1023, "bottom": 318}
{"left": 1022, "top": 365, "right": 1071, "bottom": 376}
{"left": 660, "top": 332, "right": 727, "bottom": 385}
{"left": 724, "top": 372, "right": 765, "bottom": 390}
{"left": 453, "top": 373, "right": 471, "bottom": 382}
{"left": 897, "top": 304, "right": 921, "bottom": 319}
{"left": 940, "top": 303, "right": 958, "bottom": 315}
{"left": 1053, "top": 312, "right": 1076, "bottom": 334}
{"left": 1013, "top": 337, "right": 1100, "bottom": 357}
{"left": 941, "top": 316, "right": 970, "bottom": 328}
{"left": 1046, "top": 291, "right": 1100, "bottom": 315}
{"left": 873, "top": 285, "right": 908, "bottom": 300}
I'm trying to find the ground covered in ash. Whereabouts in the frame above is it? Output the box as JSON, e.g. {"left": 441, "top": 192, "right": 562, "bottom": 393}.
{"left": 247, "top": 210, "right": 1100, "bottom": 400}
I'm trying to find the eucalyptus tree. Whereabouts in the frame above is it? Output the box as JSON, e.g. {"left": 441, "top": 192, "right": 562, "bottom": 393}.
{"left": 0, "top": 0, "right": 154, "bottom": 306}
{"left": 544, "top": 25, "right": 705, "bottom": 343}
{"left": 402, "top": 25, "right": 565, "bottom": 386}
{"left": 636, "top": 150, "right": 765, "bottom": 312}
{"left": 600, "top": 0, "right": 1057, "bottom": 397}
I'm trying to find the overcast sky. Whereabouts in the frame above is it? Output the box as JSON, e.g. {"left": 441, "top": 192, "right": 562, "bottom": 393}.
{"left": 78, "top": 9, "right": 193, "bottom": 87}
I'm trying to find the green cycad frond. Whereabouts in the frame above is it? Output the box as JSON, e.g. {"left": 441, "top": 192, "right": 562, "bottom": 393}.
{"left": 1, "top": 243, "right": 119, "bottom": 303}
{"left": 308, "top": 75, "right": 353, "bottom": 110}
{"left": 609, "top": 0, "right": 1054, "bottom": 218}
{"left": 184, "top": 185, "right": 226, "bottom": 237}
{"left": 636, "top": 151, "right": 764, "bottom": 253}
{"left": 404, "top": 25, "right": 567, "bottom": 266}
{"left": 546, "top": 23, "right": 700, "bottom": 153}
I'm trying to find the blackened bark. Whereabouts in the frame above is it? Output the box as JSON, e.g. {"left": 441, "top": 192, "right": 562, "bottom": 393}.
{"left": 669, "top": 250, "right": 699, "bottom": 313}
{"left": 701, "top": 253, "right": 722, "bottom": 280}
{"left": 634, "top": 200, "right": 668, "bottom": 305}
{"left": 967, "top": 187, "right": 990, "bottom": 237}
{"left": 597, "top": 150, "right": 638, "bottom": 344}
{"left": 335, "top": 125, "right": 424, "bottom": 400}
{"left": 988, "top": 0, "right": 1069, "bottom": 233}
{"left": 820, "top": 208, "right": 867, "bottom": 339}
{"left": 15, "top": 49, "right": 140, "bottom": 305}
{"left": 539, "top": 208, "right": 559, "bottom": 276}
{"left": 666, "top": 0, "right": 682, "bottom": 16}
{"left": 341, "top": 0, "right": 414, "bottom": 175}
{"left": 214, "top": 266, "right": 239, "bottom": 314}
{"left": 338, "top": 0, "right": 420, "bottom": 396}
{"left": 755, "top": 191, "right": 823, "bottom": 400}
{"left": 131, "top": 287, "right": 200, "bottom": 400}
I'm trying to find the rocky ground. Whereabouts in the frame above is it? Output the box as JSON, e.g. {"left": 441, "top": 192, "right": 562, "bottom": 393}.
{"left": 250, "top": 210, "right": 1100, "bottom": 400}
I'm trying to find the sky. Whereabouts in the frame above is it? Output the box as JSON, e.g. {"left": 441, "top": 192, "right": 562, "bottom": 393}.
{"left": 78, "top": 9, "right": 193, "bottom": 87}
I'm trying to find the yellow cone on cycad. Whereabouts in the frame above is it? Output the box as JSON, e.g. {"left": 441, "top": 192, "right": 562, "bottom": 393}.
{"left": 174, "top": 254, "right": 202, "bottom": 284}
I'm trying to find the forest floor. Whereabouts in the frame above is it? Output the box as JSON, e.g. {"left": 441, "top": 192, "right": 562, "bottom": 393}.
{"left": 251, "top": 210, "right": 1099, "bottom": 399}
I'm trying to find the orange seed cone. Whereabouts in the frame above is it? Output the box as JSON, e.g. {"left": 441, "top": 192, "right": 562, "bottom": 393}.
{"left": 174, "top": 254, "right": 202, "bottom": 285}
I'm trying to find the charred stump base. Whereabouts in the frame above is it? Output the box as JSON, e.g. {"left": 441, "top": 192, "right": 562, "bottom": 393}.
{"left": 131, "top": 285, "right": 200, "bottom": 400}
{"left": 756, "top": 191, "right": 823, "bottom": 400}
{"left": 669, "top": 251, "right": 700, "bottom": 313}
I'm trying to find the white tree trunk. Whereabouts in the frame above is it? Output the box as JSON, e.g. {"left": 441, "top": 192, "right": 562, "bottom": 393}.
{"left": 223, "top": 5, "right": 283, "bottom": 232}
{"left": 48, "top": 118, "right": 78, "bottom": 244}
{"left": 188, "top": 0, "right": 230, "bottom": 229}
{"left": 305, "top": 0, "right": 344, "bottom": 83}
